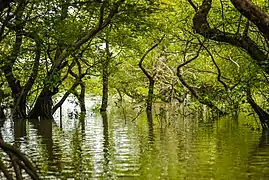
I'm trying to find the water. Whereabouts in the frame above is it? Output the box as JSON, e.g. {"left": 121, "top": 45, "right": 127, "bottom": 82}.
{"left": 1, "top": 99, "right": 269, "bottom": 179}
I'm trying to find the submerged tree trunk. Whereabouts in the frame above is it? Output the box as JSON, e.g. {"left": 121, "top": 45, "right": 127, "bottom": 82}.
{"left": 2, "top": 28, "right": 41, "bottom": 120}
{"left": 73, "top": 82, "right": 86, "bottom": 113}
{"left": 29, "top": 88, "right": 56, "bottom": 120}
{"left": 246, "top": 88, "right": 269, "bottom": 129}
{"left": 79, "top": 82, "right": 86, "bottom": 112}
{"left": 146, "top": 79, "right": 154, "bottom": 112}
{"left": 13, "top": 93, "right": 27, "bottom": 120}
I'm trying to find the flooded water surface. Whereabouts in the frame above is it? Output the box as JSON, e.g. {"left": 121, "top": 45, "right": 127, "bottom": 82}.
{"left": 1, "top": 99, "right": 269, "bottom": 179}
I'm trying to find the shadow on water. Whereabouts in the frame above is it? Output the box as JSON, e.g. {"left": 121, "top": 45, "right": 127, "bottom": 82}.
{"left": 79, "top": 112, "right": 86, "bottom": 133}
{"left": 246, "top": 130, "right": 269, "bottom": 179}
{"left": 258, "top": 130, "right": 269, "bottom": 147}
{"left": 146, "top": 110, "right": 154, "bottom": 142}
{"left": 3, "top": 102, "right": 269, "bottom": 179}
{"left": 101, "top": 111, "right": 110, "bottom": 178}
{"left": 13, "top": 119, "right": 26, "bottom": 148}
{"left": 29, "top": 119, "right": 53, "bottom": 160}
{"left": 70, "top": 113, "right": 85, "bottom": 178}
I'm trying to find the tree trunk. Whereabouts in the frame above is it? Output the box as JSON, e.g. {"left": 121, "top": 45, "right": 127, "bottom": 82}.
{"left": 71, "top": 82, "right": 86, "bottom": 113}
{"left": 100, "top": 41, "right": 110, "bottom": 112}
{"left": 78, "top": 82, "right": 86, "bottom": 112}
{"left": 12, "top": 92, "right": 27, "bottom": 120}
{"left": 146, "top": 78, "right": 154, "bottom": 113}
{"left": 29, "top": 88, "right": 55, "bottom": 120}
{"left": 100, "top": 59, "right": 109, "bottom": 112}
{"left": 230, "top": 0, "right": 269, "bottom": 40}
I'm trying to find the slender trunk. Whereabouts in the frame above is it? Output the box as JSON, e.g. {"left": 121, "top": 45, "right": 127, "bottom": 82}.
{"left": 79, "top": 82, "right": 86, "bottom": 112}
{"left": 101, "top": 40, "right": 110, "bottom": 112}
{"left": 79, "top": 112, "right": 86, "bottom": 132}
{"left": 138, "top": 36, "right": 164, "bottom": 118}
{"left": 146, "top": 78, "right": 154, "bottom": 112}
{"left": 100, "top": 59, "right": 109, "bottom": 112}
{"left": 52, "top": 81, "right": 80, "bottom": 114}
{"left": 0, "top": 107, "right": 4, "bottom": 120}
{"left": 71, "top": 82, "right": 86, "bottom": 113}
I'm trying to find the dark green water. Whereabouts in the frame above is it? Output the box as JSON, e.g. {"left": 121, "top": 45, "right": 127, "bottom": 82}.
{"left": 1, "top": 101, "right": 269, "bottom": 179}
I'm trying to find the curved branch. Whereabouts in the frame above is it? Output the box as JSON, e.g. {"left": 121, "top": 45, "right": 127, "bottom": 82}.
{"left": 52, "top": 81, "right": 80, "bottom": 114}
{"left": 0, "top": 139, "right": 39, "bottom": 179}
{"left": 246, "top": 88, "right": 269, "bottom": 129}
{"left": 230, "top": 0, "right": 269, "bottom": 40}
{"left": 192, "top": 0, "right": 269, "bottom": 73}
{"left": 187, "top": 0, "right": 198, "bottom": 11}
{"left": 176, "top": 48, "right": 225, "bottom": 115}
{"left": 177, "top": 45, "right": 202, "bottom": 70}
{"left": 139, "top": 35, "right": 165, "bottom": 79}
{"left": 199, "top": 41, "right": 228, "bottom": 90}
{"left": 52, "top": 0, "right": 125, "bottom": 71}
{"left": 0, "top": 159, "right": 13, "bottom": 180}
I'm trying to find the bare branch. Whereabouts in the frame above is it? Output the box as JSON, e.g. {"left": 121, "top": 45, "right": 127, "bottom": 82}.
{"left": 139, "top": 35, "right": 165, "bottom": 79}
{"left": 198, "top": 40, "right": 229, "bottom": 90}
{"left": 187, "top": 0, "right": 198, "bottom": 11}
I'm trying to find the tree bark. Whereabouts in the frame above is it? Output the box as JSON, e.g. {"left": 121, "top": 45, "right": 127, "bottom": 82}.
{"left": 29, "top": 88, "right": 56, "bottom": 119}
{"left": 79, "top": 82, "right": 86, "bottom": 112}
{"left": 0, "top": 89, "right": 5, "bottom": 120}
{"left": 146, "top": 79, "right": 154, "bottom": 112}
{"left": 230, "top": 0, "right": 269, "bottom": 40}
{"left": 72, "top": 82, "right": 86, "bottom": 113}
{"left": 100, "top": 41, "right": 110, "bottom": 112}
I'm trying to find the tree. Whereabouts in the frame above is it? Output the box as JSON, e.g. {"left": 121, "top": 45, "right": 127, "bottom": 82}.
{"left": 187, "top": 0, "right": 269, "bottom": 128}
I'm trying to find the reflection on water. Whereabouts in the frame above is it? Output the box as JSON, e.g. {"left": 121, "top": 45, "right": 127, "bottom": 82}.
{"left": 1, "top": 100, "right": 269, "bottom": 179}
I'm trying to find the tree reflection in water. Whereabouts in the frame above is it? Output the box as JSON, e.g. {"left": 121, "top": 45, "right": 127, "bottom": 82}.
{"left": 101, "top": 111, "right": 111, "bottom": 178}
{"left": 14, "top": 119, "right": 26, "bottom": 148}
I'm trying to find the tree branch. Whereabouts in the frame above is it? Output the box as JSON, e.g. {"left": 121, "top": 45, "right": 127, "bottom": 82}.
{"left": 192, "top": 0, "right": 269, "bottom": 73}
{"left": 230, "top": 0, "right": 269, "bottom": 40}
{"left": 199, "top": 40, "right": 229, "bottom": 90}
{"left": 139, "top": 35, "right": 165, "bottom": 80}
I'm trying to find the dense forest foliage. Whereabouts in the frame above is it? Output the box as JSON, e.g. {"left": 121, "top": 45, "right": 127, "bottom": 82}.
{"left": 1, "top": 0, "right": 269, "bottom": 178}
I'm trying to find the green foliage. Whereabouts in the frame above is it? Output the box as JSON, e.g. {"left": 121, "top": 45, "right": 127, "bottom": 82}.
{"left": 0, "top": 0, "right": 268, "bottom": 122}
